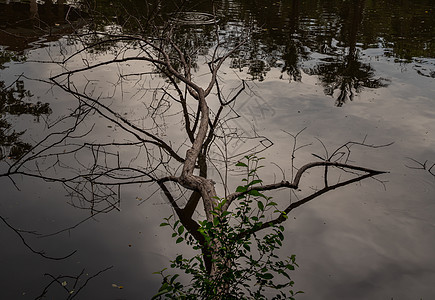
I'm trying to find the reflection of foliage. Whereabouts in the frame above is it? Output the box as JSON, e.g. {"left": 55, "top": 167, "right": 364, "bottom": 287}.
{"left": 303, "top": 0, "right": 389, "bottom": 106}
{"left": 280, "top": 43, "right": 308, "bottom": 82}
{"left": 80, "top": 0, "right": 185, "bottom": 32}
{"left": 0, "top": 1, "right": 86, "bottom": 52}
{"left": 78, "top": 0, "right": 434, "bottom": 85}
{"left": 77, "top": 2, "right": 220, "bottom": 77}
{"left": 0, "top": 51, "right": 27, "bottom": 69}
{"left": 0, "top": 121, "right": 31, "bottom": 160}
{"left": 78, "top": 0, "right": 433, "bottom": 86}
{"left": 305, "top": 50, "right": 389, "bottom": 106}
{"left": 160, "top": 25, "right": 217, "bottom": 75}
{"left": 0, "top": 80, "right": 52, "bottom": 160}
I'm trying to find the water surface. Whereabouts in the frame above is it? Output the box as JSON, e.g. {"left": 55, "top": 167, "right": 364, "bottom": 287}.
{"left": 1, "top": 0, "right": 434, "bottom": 299}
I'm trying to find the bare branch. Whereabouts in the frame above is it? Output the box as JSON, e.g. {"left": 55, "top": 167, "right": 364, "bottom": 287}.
{"left": 224, "top": 161, "right": 386, "bottom": 210}
{"left": 0, "top": 215, "right": 77, "bottom": 260}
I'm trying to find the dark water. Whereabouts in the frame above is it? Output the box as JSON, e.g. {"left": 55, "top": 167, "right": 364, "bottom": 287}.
{"left": 1, "top": 0, "right": 435, "bottom": 299}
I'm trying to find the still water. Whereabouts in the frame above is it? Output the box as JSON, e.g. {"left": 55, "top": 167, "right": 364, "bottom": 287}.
{"left": 1, "top": 0, "right": 434, "bottom": 299}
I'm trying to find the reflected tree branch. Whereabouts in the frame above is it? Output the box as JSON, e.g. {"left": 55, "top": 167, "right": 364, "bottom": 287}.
{"left": 35, "top": 265, "right": 113, "bottom": 300}
{"left": 0, "top": 214, "right": 77, "bottom": 260}
{"left": 406, "top": 157, "right": 435, "bottom": 179}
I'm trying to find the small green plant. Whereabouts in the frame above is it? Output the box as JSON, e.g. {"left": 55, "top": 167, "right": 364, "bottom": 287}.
{"left": 153, "top": 156, "right": 303, "bottom": 299}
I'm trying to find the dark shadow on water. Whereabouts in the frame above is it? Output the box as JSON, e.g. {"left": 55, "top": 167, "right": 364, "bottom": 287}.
{"left": 0, "top": 0, "right": 85, "bottom": 51}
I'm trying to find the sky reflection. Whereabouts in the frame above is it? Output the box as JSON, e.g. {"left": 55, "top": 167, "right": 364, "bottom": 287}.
{"left": 1, "top": 0, "right": 435, "bottom": 299}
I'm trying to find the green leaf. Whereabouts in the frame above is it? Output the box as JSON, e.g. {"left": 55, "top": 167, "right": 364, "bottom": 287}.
{"left": 178, "top": 225, "right": 185, "bottom": 235}
{"left": 236, "top": 186, "right": 247, "bottom": 193}
{"left": 218, "top": 198, "right": 227, "bottom": 208}
{"left": 247, "top": 189, "right": 261, "bottom": 196}
{"left": 261, "top": 273, "right": 274, "bottom": 280}
{"left": 257, "top": 201, "right": 264, "bottom": 211}
{"left": 235, "top": 161, "right": 248, "bottom": 167}
{"left": 221, "top": 211, "right": 231, "bottom": 217}
{"left": 248, "top": 179, "right": 262, "bottom": 186}
{"left": 279, "top": 270, "right": 291, "bottom": 279}
{"left": 176, "top": 237, "right": 184, "bottom": 244}
{"left": 254, "top": 221, "right": 263, "bottom": 229}
{"left": 159, "top": 222, "right": 170, "bottom": 227}
{"left": 170, "top": 274, "right": 179, "bottom": 284}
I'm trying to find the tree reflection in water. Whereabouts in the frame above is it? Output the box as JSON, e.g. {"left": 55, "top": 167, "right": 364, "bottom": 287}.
{"left": 304, "top": 0, "right": 389, "bottom": 106}
{"left": 0, "top": 78, "right": 52, "bottom": 160}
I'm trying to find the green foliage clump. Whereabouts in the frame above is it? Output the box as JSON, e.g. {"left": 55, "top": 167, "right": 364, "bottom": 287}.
{"left": 154, "top": 156, "right": 303, "bottom": 300}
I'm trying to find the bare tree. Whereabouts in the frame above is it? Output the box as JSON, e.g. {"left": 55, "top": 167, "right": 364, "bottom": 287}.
{"left": 0, "top": 6, "right": 388, "bottom": 298}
